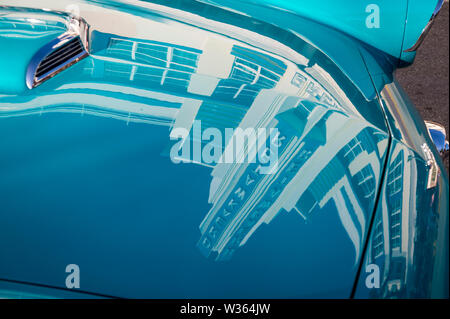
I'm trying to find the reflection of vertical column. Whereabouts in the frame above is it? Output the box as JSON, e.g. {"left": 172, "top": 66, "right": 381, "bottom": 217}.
{"left": 161, "top": 47, "right": 173, "bottom": 85}
{"left": 131, "top": 41, "right": 137, "bottom": 60}
{"left": 404, "top": 151, "right": 417, "bottom": 281}
{"left": 170, "top": 99, "right": 202, "bottom": 136}
{"left": 188, "top": 38, "right": 234, "bottom": 96}
{"left": 130, "top": 65, "right": 137, "bottom": 81}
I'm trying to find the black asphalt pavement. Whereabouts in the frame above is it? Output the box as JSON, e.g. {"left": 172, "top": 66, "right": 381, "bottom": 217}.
{"left": 396, "top": 2, "right": 449, "bottom": 172}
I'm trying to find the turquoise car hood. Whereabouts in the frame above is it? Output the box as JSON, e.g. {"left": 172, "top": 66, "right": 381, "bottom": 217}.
{"left": 0, "top": 2, "right": 393, "bottom": 298}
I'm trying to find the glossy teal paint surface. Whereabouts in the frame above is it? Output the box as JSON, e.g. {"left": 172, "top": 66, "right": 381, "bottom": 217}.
{"left": 0, "top": 1, "right": 447, "bottom": 299}
{"left": 0, "top": 2, "right": 391, "bottom": 298}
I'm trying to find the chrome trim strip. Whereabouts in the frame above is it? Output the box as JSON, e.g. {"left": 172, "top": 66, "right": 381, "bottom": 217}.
{"left": 25, "top": 16, "right": 89, "bottom": 89}
{"left": 404, "top": 0, "right": 444, "bottom": 52}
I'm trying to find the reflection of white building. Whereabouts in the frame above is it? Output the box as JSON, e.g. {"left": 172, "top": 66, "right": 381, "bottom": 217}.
{"left": 198, "top": 101, "right": 388, "bottom": 261}
{"left": 1, "top": 3, "right": 358, "bottom": 135}
{"left": 366, "top": 143, "right": 420, "bottom": 298}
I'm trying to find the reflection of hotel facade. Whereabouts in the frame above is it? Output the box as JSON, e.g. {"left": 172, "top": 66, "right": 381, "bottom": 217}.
{"left": 365, "top": 142, "right": 435, "bottom": 298}
{"left": 1, "top": 14, "right": 388, "bottom": 264}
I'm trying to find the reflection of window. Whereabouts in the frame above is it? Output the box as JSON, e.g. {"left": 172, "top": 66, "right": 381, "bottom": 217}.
{"left": 83, "top": 58, "right": 95, "bottom": 76}
{"left": 104, "top": 61, "right": 131, "bottom": 79}
{"left": 305, "top": 81, "right": 323, "bottom": 100}
{"left": 291, "top": 72, "right": 307, "bottom": 88}
{"left": 213, "top": 79, "right": 260, "bottom": 105}
{"left": 102, "top": 61, "right": 194, "bottom": 91}
{"left": 101, "top": 37, "right": 201, "bottom": 92}
{"left": 210, "top": 45, "right": 287, "bottom": 106}
{"left": 343, "top": 138, "right": 363, "bottom": 162}
{"left": 372, "top": 220, "right": 384, "bottom": 259}
{"left": 211, "top": 55, "right": 281, "bottom": 106}
{"left": 107, "top": 38, "right": 133, "bottom": 60}
{"left": 373, "top": 131, "right": 386, "bottom": 143}
{"left": 194, "top": 101, "right": 248, "bottom": 141}
{"left": 355, "top": 166, "right": 376, "bottom": 199}
{"left": 387, "top": 151, "right": 404, "bottom": 196}
{"left": 227, "top": 47, "right": 284, "bottom": 89}
{"left": 231, "top": 45, "right": 287, "bottom": 80}
{"left": 389, "top": 197, "right": 402, "bottom": 250}
{"left": 230, "top": 58, "right": 278, "bottom": 88}
{"left": 107, "top": 38, "right": 200, "bottom": 72}
{"left": 386, "top": 152, "right": 404, "bottom": 251}
{"left": 391, "top": 234, "right": 401, "bottom": 249}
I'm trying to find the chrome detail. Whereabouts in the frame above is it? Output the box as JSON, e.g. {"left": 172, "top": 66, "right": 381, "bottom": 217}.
{"left": 26, "top": 16, "right": 89, "bottom": 89}
{"left": 421, "top": 142, "right": 440, "bottom": 189}
{"left": 425, "top": 121, "right": 449, "bottom": 159}
{"left": 404, "top": 0, "right": 444, "bottom": 52}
